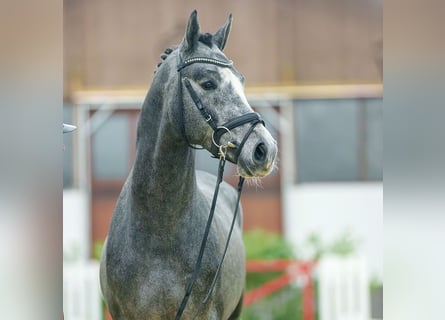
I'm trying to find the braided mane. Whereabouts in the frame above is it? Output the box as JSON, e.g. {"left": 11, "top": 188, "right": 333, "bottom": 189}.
{"left": 154, "top": 34, "right": 214, "bottom": 74}
{"left": 154, "top": 47, "right": 174, "bottom": 74}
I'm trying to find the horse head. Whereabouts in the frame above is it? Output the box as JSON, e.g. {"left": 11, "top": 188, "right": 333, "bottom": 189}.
{"left": 162, "top": 10, "right": 277, "bottom": 178}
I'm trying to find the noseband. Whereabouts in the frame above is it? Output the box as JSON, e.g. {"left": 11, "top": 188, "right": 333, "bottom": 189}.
{"left": 175, "top": 55, "right": 264, "bottom": 320}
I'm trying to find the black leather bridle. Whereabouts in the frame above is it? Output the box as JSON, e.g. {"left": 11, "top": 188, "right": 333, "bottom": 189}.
{"left": 176, "top": 55, "right": 264, "bottom": 160}
{"left": 174, "top": 54, "right": 265, "bottom": 320}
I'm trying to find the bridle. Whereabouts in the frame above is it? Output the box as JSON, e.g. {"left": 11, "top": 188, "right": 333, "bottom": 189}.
{"left": 174, "top": 53, "right": 265, "bottom": 320}
{"left": 176, "top": 55, "right": 264, "bottom": 160}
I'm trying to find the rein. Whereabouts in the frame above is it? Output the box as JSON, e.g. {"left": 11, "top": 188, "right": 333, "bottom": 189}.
{"left": 174, "top": 54, "right": 264, "bottom": 320}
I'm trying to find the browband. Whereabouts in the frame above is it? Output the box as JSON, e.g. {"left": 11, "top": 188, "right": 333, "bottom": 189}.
{"left": 177, "top": 57, "right": 233, "bottom": 72}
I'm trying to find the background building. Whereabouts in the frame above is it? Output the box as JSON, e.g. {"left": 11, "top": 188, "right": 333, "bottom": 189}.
{"left": 63, "top": 0, "right": 382, "bottom": 318}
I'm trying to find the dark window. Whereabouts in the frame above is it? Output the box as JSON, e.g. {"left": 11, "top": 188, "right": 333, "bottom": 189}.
{"left": 294, "top": 98, "right": 382, "bottom": 183}
{"left": 365, "top": 99, "right": 383, "bottom": 180}
{"left": 92, "top": 113, "right": 130, "bottom": 179}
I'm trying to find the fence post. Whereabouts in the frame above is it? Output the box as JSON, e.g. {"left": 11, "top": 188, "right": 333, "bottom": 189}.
{"left": 302, "top": 264, "right": 315, "bottom": 320}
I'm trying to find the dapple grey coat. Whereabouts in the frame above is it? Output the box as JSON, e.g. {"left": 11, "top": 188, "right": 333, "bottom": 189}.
{"left": 100, "top": 10, "right": 277, "bottom": 320}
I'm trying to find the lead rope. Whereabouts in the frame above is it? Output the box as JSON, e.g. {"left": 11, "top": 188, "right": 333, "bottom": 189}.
{"left": 175, "top": 54, "right": 261, "bottom": 319}
{"left": 190, "top": 126, "right": 261, "bottom": 319}
{"left": 191, "top": 176, "right": 245, "bottom": 319}
{"left": 174, "top": 157, "right": 227, "bottom": 320}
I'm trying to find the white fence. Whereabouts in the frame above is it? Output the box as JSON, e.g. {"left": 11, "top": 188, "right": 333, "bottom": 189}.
{"left": 317, "top": 255, "right": 370, "bottom": 320}
{"left": 63, "top": 261, "right": 103, "bottom": 320}
{"left": 63, "top": 256, "right": 370, "bottom": 320}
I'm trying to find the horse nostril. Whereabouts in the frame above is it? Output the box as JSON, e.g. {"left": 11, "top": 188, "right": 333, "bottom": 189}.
{"left": 254, "top": 143, "right": 267, "bottom": 163}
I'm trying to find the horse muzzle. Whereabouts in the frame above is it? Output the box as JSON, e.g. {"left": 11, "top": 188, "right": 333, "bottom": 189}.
{"left": 235, "top": 131, "right": 277, "bottom": 178}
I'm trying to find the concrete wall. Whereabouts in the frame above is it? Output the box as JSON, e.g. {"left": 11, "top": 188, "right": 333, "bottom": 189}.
{"left": 284, "top": 182, "right": 383, "bottom": 279}
{"left": 63, "top": 189, "right": 90, "bottom": 260}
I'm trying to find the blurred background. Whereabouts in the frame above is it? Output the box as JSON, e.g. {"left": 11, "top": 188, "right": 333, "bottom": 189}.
{"left": 63, "top": 0, "right": 382, "bottom": 319}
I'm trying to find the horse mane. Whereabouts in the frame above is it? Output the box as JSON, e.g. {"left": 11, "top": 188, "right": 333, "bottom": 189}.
{"left": 154, "top": 47, "right": 175, "bottom": 74}
{"left": 154, "top": 33, "right": 214, "bottom": 74}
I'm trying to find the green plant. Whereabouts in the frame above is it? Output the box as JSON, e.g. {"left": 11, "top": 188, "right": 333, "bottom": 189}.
{"left": 242, "top": 229, "right": 301, "bottom": 320}
{"left": 327, "top": 231, "right": 358, "bottom": 256}
{"left": 63, "top": 244, "right": 81, "bottom": 262}
{"left": 241, "top": 229, "right": 362, "bottom": 320}
{"left": 243, "top": 229, "right": 295, "bottom": 260}
{"left": 299, "top": 230, "right": 360, "bottom": 260}
{"left": 93, "top": 241, "right": 104, "bottom": 261}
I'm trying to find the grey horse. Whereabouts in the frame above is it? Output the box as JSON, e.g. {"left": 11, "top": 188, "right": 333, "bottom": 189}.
{"left": 100, "top": 10, "right": 277, "bottom": 320}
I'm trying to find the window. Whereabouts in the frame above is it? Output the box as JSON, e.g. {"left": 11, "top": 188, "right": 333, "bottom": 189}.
{"left": 92, "top": 112, "right": 130, "bottom": 179}
{"left": 294, "top": 98, "right": 382, "bottom": 183}
{"left": 365, "top": 98, "right": 383, "bottom": 180}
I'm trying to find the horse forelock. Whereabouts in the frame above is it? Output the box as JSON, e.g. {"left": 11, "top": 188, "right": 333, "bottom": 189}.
{"left": 155, "top": 32, "right": 226, "bottom": 74}
{"left": 198, "top": 33, "right": 213, "bottom": 47}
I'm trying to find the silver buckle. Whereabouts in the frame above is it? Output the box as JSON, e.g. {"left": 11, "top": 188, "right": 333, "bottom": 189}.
{"left": 212, "top": 126, "right": 235, "bottom": 159}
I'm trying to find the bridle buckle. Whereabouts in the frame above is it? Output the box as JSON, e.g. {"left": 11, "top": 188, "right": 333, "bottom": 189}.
{"left": 218, "top": 145, "right": 227, "bottom": 160}
{"left": 212, "top": 126, "right": 234, "bottom": 159}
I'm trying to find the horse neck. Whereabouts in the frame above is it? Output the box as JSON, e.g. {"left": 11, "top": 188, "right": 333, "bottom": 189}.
{"left": 130, "top": 79, "right": 196, "bottom": 227}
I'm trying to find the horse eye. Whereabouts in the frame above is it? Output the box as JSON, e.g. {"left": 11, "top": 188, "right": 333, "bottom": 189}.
{"left": 201, "top": 80, "right": 217, "bottom": 90}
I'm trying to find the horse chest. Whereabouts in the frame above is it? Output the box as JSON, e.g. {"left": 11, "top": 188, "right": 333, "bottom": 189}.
{"left": 108, "top": 250, "right": 223, "bottom": 319}
{"left": 108, "top": 226, "right": 220, "bottom": 290}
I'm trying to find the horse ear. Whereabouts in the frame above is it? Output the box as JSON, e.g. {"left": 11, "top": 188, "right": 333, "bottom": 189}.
{"left": 182, "top": 10, "right": 200, "bottom": 53}
{"left": 213, "top": 14, "right": 232, "bottom": 51}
